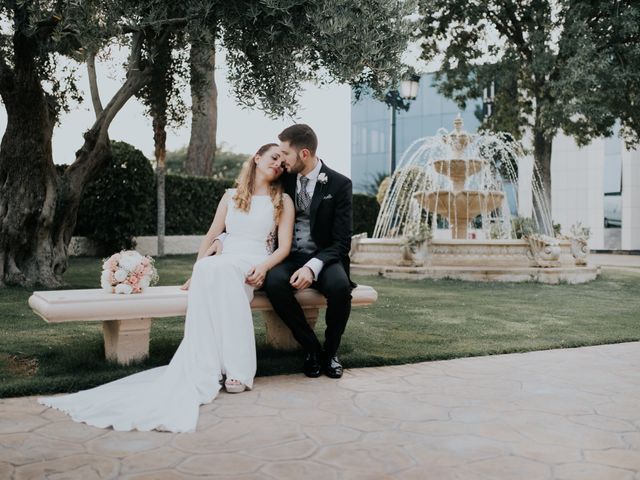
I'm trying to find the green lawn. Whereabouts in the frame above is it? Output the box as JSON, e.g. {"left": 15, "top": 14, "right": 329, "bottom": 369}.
{"left": 1, "top": 255, "right": 639, "bottom": 398}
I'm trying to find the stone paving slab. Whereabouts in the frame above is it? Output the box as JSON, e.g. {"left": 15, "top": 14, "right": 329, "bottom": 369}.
{"left": 1, "top": 342, "right": 639, "bottom": 479}
{"left": 591, "top": 254, "right": 640, "bottom": 269}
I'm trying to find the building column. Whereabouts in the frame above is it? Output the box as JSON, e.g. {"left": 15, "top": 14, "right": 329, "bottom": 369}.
{"left": 621, "top": 147, "right": 640, "bottom": 250}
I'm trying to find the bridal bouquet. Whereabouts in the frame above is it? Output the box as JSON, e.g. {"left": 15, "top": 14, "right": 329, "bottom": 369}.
{"left": 101, "top": 250, "right": 159, "bottom": 294}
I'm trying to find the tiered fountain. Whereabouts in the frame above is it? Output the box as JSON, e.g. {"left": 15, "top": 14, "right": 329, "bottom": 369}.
{"left": 350, "top": 117, "right": 599, "bottom": 284}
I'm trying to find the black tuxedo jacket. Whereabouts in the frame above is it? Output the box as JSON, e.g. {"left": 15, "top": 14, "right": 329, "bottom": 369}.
{"left": 283, "top": 160, "right": 355, "bottom": 285}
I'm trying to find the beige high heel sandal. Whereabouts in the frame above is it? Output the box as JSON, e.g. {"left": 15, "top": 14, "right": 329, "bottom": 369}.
{"left": 224, "top": 379, "right": 246, "bottom": 393}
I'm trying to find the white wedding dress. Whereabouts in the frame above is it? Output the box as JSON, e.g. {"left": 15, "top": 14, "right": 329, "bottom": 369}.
{"left": 39, "top": 190, "right": 276, "bottom": 433}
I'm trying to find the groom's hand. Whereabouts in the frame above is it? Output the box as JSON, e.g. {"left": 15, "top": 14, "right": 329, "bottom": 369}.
{"left": 290, "top": 267, "right": 314, "bottom": 290}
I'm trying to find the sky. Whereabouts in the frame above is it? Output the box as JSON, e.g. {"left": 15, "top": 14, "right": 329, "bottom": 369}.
{"left": 0, "top": 46, "right": 353, "bottom": 177}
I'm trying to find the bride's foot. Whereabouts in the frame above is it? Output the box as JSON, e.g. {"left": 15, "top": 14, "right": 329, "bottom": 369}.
{"left": 224, "top": 378, "right": 246, "bottom": 394}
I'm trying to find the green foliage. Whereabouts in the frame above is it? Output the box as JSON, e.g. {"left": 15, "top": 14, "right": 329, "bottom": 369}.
{"left": 353, "top": 194, "right": 380, "bottom": 237}
{"left": 146, "top": 175, "right": 234, "bottom": 235}
{"left": 417, "top": 0, "right": 637, "bottom": 149}
{"left": 76, "top": 162, "right": 377, "bottom": 241}
{"left": 73, "top": 142, "right": 233, "bottom": 249}
{"left": 221, "top": 0, "right": 417, "bottom": 116}
{"left": 165, "top": 144, "right": 249, "bottom": 180}
{"left": 510, "top": 216, "right": 536, "bottom": 239}
{"left": 403, "top": 224, "right": 432, "bottom": 253}
{"left": 75, "top": 142, "right": 155, "bottom": 252}
{"left": 556, "top": 1, "right": 640, "bottom": 147}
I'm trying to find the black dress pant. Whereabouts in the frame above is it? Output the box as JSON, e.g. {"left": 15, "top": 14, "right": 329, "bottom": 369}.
{"left": 263, "top": 251, "right": 352, "bottom": 357}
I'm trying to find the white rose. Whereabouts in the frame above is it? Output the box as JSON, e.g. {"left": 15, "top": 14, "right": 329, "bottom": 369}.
{"left": 114, "top": 269, "right": 128, "bottom": 282}
{"left": 119, "top": 254, "right": 139, "bottom": 271}
{"left": 139, "top": 277, "right": 151, "bottom": 289}
{"left": 101, "top": 270, "right": 112, "bottom": 284}
{"left": 101, "top": 278, "right": 112, "bottom": 291}
{"left": 115, "top": 283, "right": 133, "bottom": 294}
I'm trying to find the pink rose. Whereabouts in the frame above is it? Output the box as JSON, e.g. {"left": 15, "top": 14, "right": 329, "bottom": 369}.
{"left": 141, "top": 257, "right": 150, "bottom": 266}
{"left": 129, "top": 275, "right": 139, "bottom": 285}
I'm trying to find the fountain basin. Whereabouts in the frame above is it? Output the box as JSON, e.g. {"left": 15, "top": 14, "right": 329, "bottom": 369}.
{"left": 432, "top": 159, "right": 485, "bottom": 190}
{"left": 414, "top": 190, "right": 505, "bottom": 240}
{"left": 415, "top": 191, "right": 505, "bottom": 219}
{"left": 350, "top": 237, "right": 599, "bottom": 284}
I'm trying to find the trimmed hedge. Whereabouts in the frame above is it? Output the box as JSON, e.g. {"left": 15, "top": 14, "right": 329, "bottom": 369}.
{"left": 142, "top": 174, "right": 234, "bottom": 236}
{"left": 352, "top": 193, "right": 380, "bottom": 237}
{"left": 71, "top": 141, "right": 232, "bottom": 251}
{"left": 68, "top": 141, "right": 380, "bottom": 248}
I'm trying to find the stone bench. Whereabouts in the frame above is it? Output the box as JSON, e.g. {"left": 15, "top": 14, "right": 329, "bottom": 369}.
{"left": 28, "top": 285, "right": 378, "bottom": 365}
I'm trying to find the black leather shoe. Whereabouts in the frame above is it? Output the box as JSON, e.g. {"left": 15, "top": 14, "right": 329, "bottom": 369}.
{"left": 303, "top": 352, "right": 322, "bottom": 378}
{"left": 324, "top": 355, "right": 343, "bottom": 379}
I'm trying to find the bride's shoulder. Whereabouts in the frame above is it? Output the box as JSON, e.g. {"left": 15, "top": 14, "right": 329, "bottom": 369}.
{"left": 282, "top": 193, "right": 294, "bottom": 210}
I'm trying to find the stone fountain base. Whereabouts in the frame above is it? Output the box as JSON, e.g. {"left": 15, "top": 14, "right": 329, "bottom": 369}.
{"left": 350, "top": 237, "right": 599, "bottom": 284}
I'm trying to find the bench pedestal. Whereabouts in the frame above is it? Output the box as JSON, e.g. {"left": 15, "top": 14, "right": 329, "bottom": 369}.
{"left": 263, "top": 308, "right": 319, "bottom": 350}
{"left": 103, "top": 318, "right": 151, "bottom": 365}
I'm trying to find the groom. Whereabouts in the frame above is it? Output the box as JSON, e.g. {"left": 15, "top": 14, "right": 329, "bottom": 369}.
{"left": 263, "top": 124, "right": 354, "bottom": 379}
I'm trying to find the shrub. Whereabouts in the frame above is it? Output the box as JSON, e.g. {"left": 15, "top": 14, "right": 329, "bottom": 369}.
{"left": 75, "top": 141, "right": 155, "bottom": 253}
{"left": 71, "top": 144, "right": 378, "bottom": 247}
{"left": 352, "top": 194, "right": 380, "bottom": 237}
{"left": 510, "top": 216, "right": 536, "bottom": 239}
{"left": 144, "top": 174, "right": 233, "bottom": 235}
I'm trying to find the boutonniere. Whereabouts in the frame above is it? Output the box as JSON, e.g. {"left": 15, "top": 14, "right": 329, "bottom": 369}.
{"left": 317, "top": 173, "right": 328, "bottom": 184}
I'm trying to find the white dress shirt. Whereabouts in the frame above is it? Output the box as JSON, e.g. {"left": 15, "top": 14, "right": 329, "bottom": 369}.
{"left": 297, "top": 160, "right": 324, "bottom": 280}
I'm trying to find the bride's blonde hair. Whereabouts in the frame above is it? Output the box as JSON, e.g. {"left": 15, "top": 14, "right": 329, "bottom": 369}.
{"left": 233, "top": 143, "right": 284, "bottom": 223}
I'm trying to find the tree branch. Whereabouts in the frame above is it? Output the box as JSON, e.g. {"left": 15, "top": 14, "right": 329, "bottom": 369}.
{"left": 490, "top": 1, "right": 532, "bottom": 62}
{"left": 86, "top": 49, "right": 103, "bottom": 118}
{"left": 65, "top": 63, "right": 152, "bottom": 191}
{"left": 119, "top": 16, "right": 197, "bottom": 34}
{"left": 128, "top": 30, "right": 144, "bottom": 75}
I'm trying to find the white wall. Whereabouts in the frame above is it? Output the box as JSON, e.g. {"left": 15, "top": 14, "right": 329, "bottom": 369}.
{"left": 622, "top": 147, "right": 640, "bottom": 250}
{"left": 550, "top": 132, "right": 605, "bottom": 249}
{"left": 517, "top": 131, "right": 640, "bottom": 251}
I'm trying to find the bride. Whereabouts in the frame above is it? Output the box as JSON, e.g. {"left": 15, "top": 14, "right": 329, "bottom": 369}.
{"left": 39, "top": 143, "right": 295, "bottom": 433}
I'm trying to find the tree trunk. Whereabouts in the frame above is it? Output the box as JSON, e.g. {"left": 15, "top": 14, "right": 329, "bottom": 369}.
{"left": 0, "top": 32, "right": 151, "bottom": 288}
{"left": 154, "top": 112, "right": 167, "bottom": 257}
{"left": 532, "top": 127, "right": 553, "bottom": 235}
{"left": 0, "top": 65, "right": 62, "bottom": 287}
{"left": 149, "top": 37, "right": 172, "bottom": 257}
{"left": 185, "top": 35, "right": 217, "bottom": 177}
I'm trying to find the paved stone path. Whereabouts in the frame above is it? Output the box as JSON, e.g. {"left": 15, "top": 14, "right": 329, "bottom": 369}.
{"left": 591, "top": 253, "right": 640, "bottom": 271}
{"left": 1, "top": 342, "right": 639, "bottom": 479}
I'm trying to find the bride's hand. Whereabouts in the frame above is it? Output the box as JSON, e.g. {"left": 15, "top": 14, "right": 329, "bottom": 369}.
{"left": 180, "top": 277, "right": 191, "bottom": 290}
{"left": 245, "top": 264, "right": 268, "bottom": 288}
{"left": 205, "top": 238, "right": 223, "bottom": 257}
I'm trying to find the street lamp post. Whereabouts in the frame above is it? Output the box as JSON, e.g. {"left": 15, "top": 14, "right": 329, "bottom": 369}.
{"left": 483, "top": 80, "right": 495, "bottom": 117}
{"left": 385, "top": 74, "right": 420, "bottom": 174}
